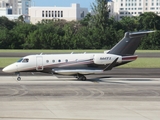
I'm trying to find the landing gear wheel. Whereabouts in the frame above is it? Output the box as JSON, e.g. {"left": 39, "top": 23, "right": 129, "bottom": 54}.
{"left": 74, "top": 75, "right": 78, "bottom": 78}
{"left": 77, "top": 74, "right": 86, "bottom": 81}
{"left": 15, "top": 72, "right": 21, "bottom": 81}
{"left": 80, "top": 75, "right": 86, "bottom": 81}
{"left": 82, "top": 76, "right": 86, "bottom": 81}
{"left": 17, "top": 77, "right": 21, "bottom": 81}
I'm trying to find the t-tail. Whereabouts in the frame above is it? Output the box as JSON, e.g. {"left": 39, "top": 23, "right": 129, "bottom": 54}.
{"left": 108, "top": 31, "right": 155, "bottom": 56}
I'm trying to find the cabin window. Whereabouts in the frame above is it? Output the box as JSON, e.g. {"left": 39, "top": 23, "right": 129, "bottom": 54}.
{"left": 22, "top": 58, "right": 29, "bottom": 63}
{"left": 65, "top": 59, "right": 68, "bottom": 62}
{"left": 58, "top": 60, "right": 61, "bottom": 62}
{"left": 52, "top": 60, "right": 55, "bottom": 63}
{"left": 46, "top": 60, "right": 49, "bottom": 63}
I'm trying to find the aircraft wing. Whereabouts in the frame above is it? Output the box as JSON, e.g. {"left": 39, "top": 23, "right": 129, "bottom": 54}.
{"left": 52, "top": 58, "right": 119, "bottom": 75}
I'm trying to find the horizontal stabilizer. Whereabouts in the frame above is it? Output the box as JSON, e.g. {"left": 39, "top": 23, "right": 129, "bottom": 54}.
{"left": 103, "top": 57, "right": 119, "bottom": 71}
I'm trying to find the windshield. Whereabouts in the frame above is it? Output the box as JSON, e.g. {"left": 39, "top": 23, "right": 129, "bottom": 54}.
{"left": 17, "top": 58, "right": 23, "bottom": 62}
{"left": 17, "top": 58, "right": 29, "bottom": 63}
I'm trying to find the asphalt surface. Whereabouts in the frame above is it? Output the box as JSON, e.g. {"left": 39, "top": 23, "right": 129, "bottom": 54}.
{"left": 0, "top": 77, "right": 160, "bottom": 120}
{"left": 1, "top": 68, "right": 160, "bottom": 78}
{"left": 0, "top": 77, "right": 160, "bottom": 102}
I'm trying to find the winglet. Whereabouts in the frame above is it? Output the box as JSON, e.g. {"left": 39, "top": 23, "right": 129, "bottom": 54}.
{"left": 103, "top": 57, "right": 119, "bottom": 71}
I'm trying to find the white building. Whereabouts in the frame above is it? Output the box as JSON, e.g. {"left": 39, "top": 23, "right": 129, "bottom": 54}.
{"left": 108, "top": 0, "right": 114, "bottom": 18}
{"left": 0, "top": 0, "right": 31, "bottom": 22}
{"left": 29, "top": 3, "right": 88, "bottom": 24}
{"left": 0, "top": 0, "right": 9, "bottom": 8}
{"left": 0, "top": 0, "right": 18, "bottom": 14}
{"left": 18, "top": 0, "right": 31, "bottom": 15}
{"left": 0, "top": 0, "right": 31, "bottom": 15}
{"left": 109, "top": 0, "right": 160, "bottom": 21}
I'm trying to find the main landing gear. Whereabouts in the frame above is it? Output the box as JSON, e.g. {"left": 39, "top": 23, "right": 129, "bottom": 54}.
{"left": 75, "top": 74, "right": 87, "bottom": 81}
{"left": 16, "top": 72, "right": 21, "bottom": 81}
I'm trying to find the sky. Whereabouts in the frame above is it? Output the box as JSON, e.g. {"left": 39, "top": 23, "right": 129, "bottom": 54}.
{"left": 33, "top": 0, "right": 95, "bottom": 10}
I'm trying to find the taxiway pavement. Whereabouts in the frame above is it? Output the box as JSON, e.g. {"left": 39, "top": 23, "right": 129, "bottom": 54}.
{"left": 1, "top": 68, "right": 160, "bottom": 78}
{"left": 0, "top": 76, "right": 160, "bottom": 120}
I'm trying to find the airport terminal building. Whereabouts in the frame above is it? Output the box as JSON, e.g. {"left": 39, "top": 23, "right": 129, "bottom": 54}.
{"left": 29, "top": 3, "right": 88, "bottom": 24}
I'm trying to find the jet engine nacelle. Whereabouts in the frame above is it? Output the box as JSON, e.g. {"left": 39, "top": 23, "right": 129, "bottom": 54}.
{"left": 93, "top": 54, "right": 122, "bottom": 65}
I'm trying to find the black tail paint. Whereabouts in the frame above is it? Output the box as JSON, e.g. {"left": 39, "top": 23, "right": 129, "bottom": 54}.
{"left": 108, "top": 31, "right": 154, "bottom": 56}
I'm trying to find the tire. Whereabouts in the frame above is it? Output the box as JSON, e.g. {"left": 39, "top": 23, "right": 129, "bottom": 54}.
{"left": 17, "top": 77, "right": 21, "bottom": 81}
{"left": 82, "top": 76, "right": 86, "bottom": 81}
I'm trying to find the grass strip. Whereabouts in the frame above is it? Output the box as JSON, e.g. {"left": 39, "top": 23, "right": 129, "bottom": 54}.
{"left": 0, "top": 49, "right": 160, "bottom": 53}
{"left": 119, "top": 58, "right": 160, "bottom": 68}
{"left": 0, "top": 57, "right": 160, "bottom": 68}
{"left": 0, "top": 49, "right": 104, "bottom": 53}
{"left": 0, "top": 57, "right": 20, "bottom": 68}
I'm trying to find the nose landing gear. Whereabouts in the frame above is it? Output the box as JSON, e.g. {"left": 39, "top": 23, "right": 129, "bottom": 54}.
{"left": 17, "top": 76, "right": 21, "bottom": 81}
{"left": 15, "top": 72, "right": 21, "bottom": 81}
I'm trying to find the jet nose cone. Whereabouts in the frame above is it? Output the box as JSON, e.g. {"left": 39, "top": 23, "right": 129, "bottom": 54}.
{"left": 2, "top": 66, "right": 11, "bottom": 73}
{"left": 2, "top": 64, "right": 17, "bottom": 73}
{"left": 2, "top": 67, "right": 7, "bottom": 72}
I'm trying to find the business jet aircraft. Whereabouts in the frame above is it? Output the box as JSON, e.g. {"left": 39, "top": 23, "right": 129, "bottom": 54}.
{"left": 2, "top": 31, "right": 154, "bottom": 81}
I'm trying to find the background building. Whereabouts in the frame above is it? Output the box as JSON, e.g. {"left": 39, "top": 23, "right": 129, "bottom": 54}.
{"left": 0, "top": 0, "right": 31, "bottom": 22}
{"left": 109, "top": 0, "right": 160, "bottom": 21}
{"left": 29, "top": 3, "right": 88, "bottom": 24}
{"left": 18, "top": 0, "right": 31, "bottom": 15}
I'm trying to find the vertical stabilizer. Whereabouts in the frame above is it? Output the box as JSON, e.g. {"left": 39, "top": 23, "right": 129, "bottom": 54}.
{"left": 108, "top": 31, "right": 155, "bottom": 56}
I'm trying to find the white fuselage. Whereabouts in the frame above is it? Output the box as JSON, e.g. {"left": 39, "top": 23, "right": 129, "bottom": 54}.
{"left": 2, "top": 53, "right": 124, "bottom": 75}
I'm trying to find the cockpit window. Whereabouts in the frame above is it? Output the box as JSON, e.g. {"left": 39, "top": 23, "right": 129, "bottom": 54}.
{"left": 17, "top": 58, "right": 29, "bottom": 63}
{"left": 22, "top": 58, "right": 29, "bottom": 63}
{"left": 17, "top": 58, "right": 23, "bottom": 62}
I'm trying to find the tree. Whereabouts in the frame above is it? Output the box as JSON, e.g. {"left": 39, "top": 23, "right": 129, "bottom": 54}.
{"left": 138, "top": 12, "right": 160, "bottom": 30}
{"left": 91, "top": 0, "right": 109, "bottom": 31}
{"left": 108, "top": 17, "right": 122, "bottom": 31}
{"left": 80, "top": 13, "right": 92, "bottom": 26}
{"left": 139, "top": 30, "right": 160, "bottom": 49}
{"left": 0, "top": 16, "right": 16, "bottom": 30}
{"left": 0, "top": 27, "right": 10, "bottom": 48}
{"left": 119, "top": 16, "right": 138, "bottom": 32}
{"left": 18, "top": 15, "right": 24, "bottom": 23}
{"left": 9, "top": 23, "right": 37, "bottom": 49}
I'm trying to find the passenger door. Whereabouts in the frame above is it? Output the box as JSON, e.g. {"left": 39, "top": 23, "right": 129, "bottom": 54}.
{"left": 36, "top": 56, "right": 43, "bottom": 71}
